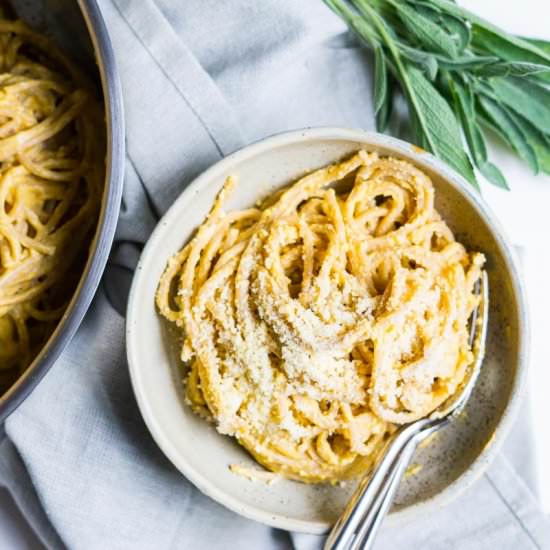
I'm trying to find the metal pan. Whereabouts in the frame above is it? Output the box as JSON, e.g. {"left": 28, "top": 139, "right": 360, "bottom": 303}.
{"left": 0, "top": 0, "right": 125, "bottom": 420}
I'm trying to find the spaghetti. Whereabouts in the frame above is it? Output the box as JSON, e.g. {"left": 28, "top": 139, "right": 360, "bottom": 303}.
{"left": 0, "top": 19, "right": 104, "bottom": 390}
{"left": 157, "top": 151, "right": 484, "bottom": 482}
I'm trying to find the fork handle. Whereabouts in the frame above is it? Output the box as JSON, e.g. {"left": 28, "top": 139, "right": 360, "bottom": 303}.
{"left": 324, "top": 419, "right": 438, "bottom": 550}
{"left": 349, "top": 434, "right": 419, "bottom": 550}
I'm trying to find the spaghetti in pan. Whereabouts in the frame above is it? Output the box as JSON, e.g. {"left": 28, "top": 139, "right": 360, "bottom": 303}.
{"left": 0, "top": 19, "right": 104, "bottom": 391}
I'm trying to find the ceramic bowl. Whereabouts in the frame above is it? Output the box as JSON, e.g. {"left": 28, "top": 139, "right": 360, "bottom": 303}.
{"left": 126, "top": 128, "right": 528, "bottom": 534}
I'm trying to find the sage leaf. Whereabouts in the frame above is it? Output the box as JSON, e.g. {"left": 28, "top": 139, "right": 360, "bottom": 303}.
{"left": 390, "top": 1, "right": 459, "bottom": 58}
{"left": 439, "top": 13, "right": 471, "bottom": 53}
{"left": 408, "top": 1, "right": 470, "bottom": 51}
{"left": 448, "top": 78, "right": 507, "bottom": 188}
{"left": 377, "top": 75, "right": 394, "bottom": 132}
{"left": 325, "top": 0, "right": 381, "bottom": 49}
{"left": 478, "top": 113, "right": 510, "bottom": 145}
{"left": 505, "top": 111, "right": 550, "bottom": 175}
{"left": 521, "top": 37, "right": 550, "bottom": 56}
{"left": 491, "top": 77, "right": 550, "bottom": 135}
{"left": 449, "top": 78, "right": 486, "bottom": 164}
{"left": 407, "top": 65, "right": 477, "bottom": 186}
{"left": 479, "top": 96, "right": 539, "bottom": 173}
{"left": 406, "top": 0, "right": 442, "bottom": 13}
{"left": 474, "top": 61, "right": 550, "bottom": 78}
{"left": 479, "top": 162, "right": 509, "bottom": 189}
{"left": 472, "top": 26, "right": 550, "bottom": 83}
{"left": 373, "top": 45, "right": 387, "bottom": 114}
{"left": 428, "top": 0, "right": 550, "bottom": 60}
{"left": 437, "top": 55, "right": 499, "bottom": 71}
{"left": 398, "top": 43, "right": 439, "bottom": 80}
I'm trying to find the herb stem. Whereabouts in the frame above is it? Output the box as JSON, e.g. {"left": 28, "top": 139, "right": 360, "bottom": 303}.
{"left": 323, "top": 0, "right": 550, "bottom": 189}
{"left": 354, "top": 0, "right": 438, "bottom": 154}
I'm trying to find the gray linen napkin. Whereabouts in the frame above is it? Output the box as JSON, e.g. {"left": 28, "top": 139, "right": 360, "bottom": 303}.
{"left": 1, "top": 1, "right": 549, "bottom": 548}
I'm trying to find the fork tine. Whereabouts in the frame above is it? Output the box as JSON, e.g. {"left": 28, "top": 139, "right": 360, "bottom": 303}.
{"left": 468, "top": 279, "right": 481, "bottom": 348}
{"left": 469, "top": 271, "right": 488, "bottom": 349}
{"left": 436, "top": 271, "right": 489, "bottom": 420}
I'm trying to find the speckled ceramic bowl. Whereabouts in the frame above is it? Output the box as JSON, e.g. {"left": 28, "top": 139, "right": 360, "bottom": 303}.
{"left": 126, "top": 128, "right": 528, "bottom": 534}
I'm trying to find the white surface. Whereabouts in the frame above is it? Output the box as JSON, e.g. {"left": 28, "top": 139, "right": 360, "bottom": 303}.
{"left": 1, "top": 0, "right": 549, "bottom": 546}
{"left": 459, "top": 0, "right": 550, "bottom": 515}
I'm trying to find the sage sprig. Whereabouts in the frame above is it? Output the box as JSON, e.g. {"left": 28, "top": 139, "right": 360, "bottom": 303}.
{"left": 324, "top": 0, "right": 550, "bottom": 189}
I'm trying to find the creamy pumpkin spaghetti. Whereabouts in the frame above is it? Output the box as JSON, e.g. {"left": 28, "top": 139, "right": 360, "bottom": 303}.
{"left": 0, "top": 19, "right": 104, "bottom": 390}
{"left": 157, "top": 151, "right": 484, "bottom": 483}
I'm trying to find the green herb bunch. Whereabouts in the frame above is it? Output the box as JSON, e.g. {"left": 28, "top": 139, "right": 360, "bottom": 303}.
{"left": 324, "top": 0, "right": 550, "bottom": 189}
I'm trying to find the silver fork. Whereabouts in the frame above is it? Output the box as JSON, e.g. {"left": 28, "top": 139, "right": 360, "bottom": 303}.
{"left": 324, "top": 271, "right": 489, "bottom": 550}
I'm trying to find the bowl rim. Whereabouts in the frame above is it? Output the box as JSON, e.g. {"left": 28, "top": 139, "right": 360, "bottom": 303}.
{"left": 0, "top": 0, "right": 125, "bottom": 421}
{"left": 126, "top": 127, "right": 529, "bottom": 534}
